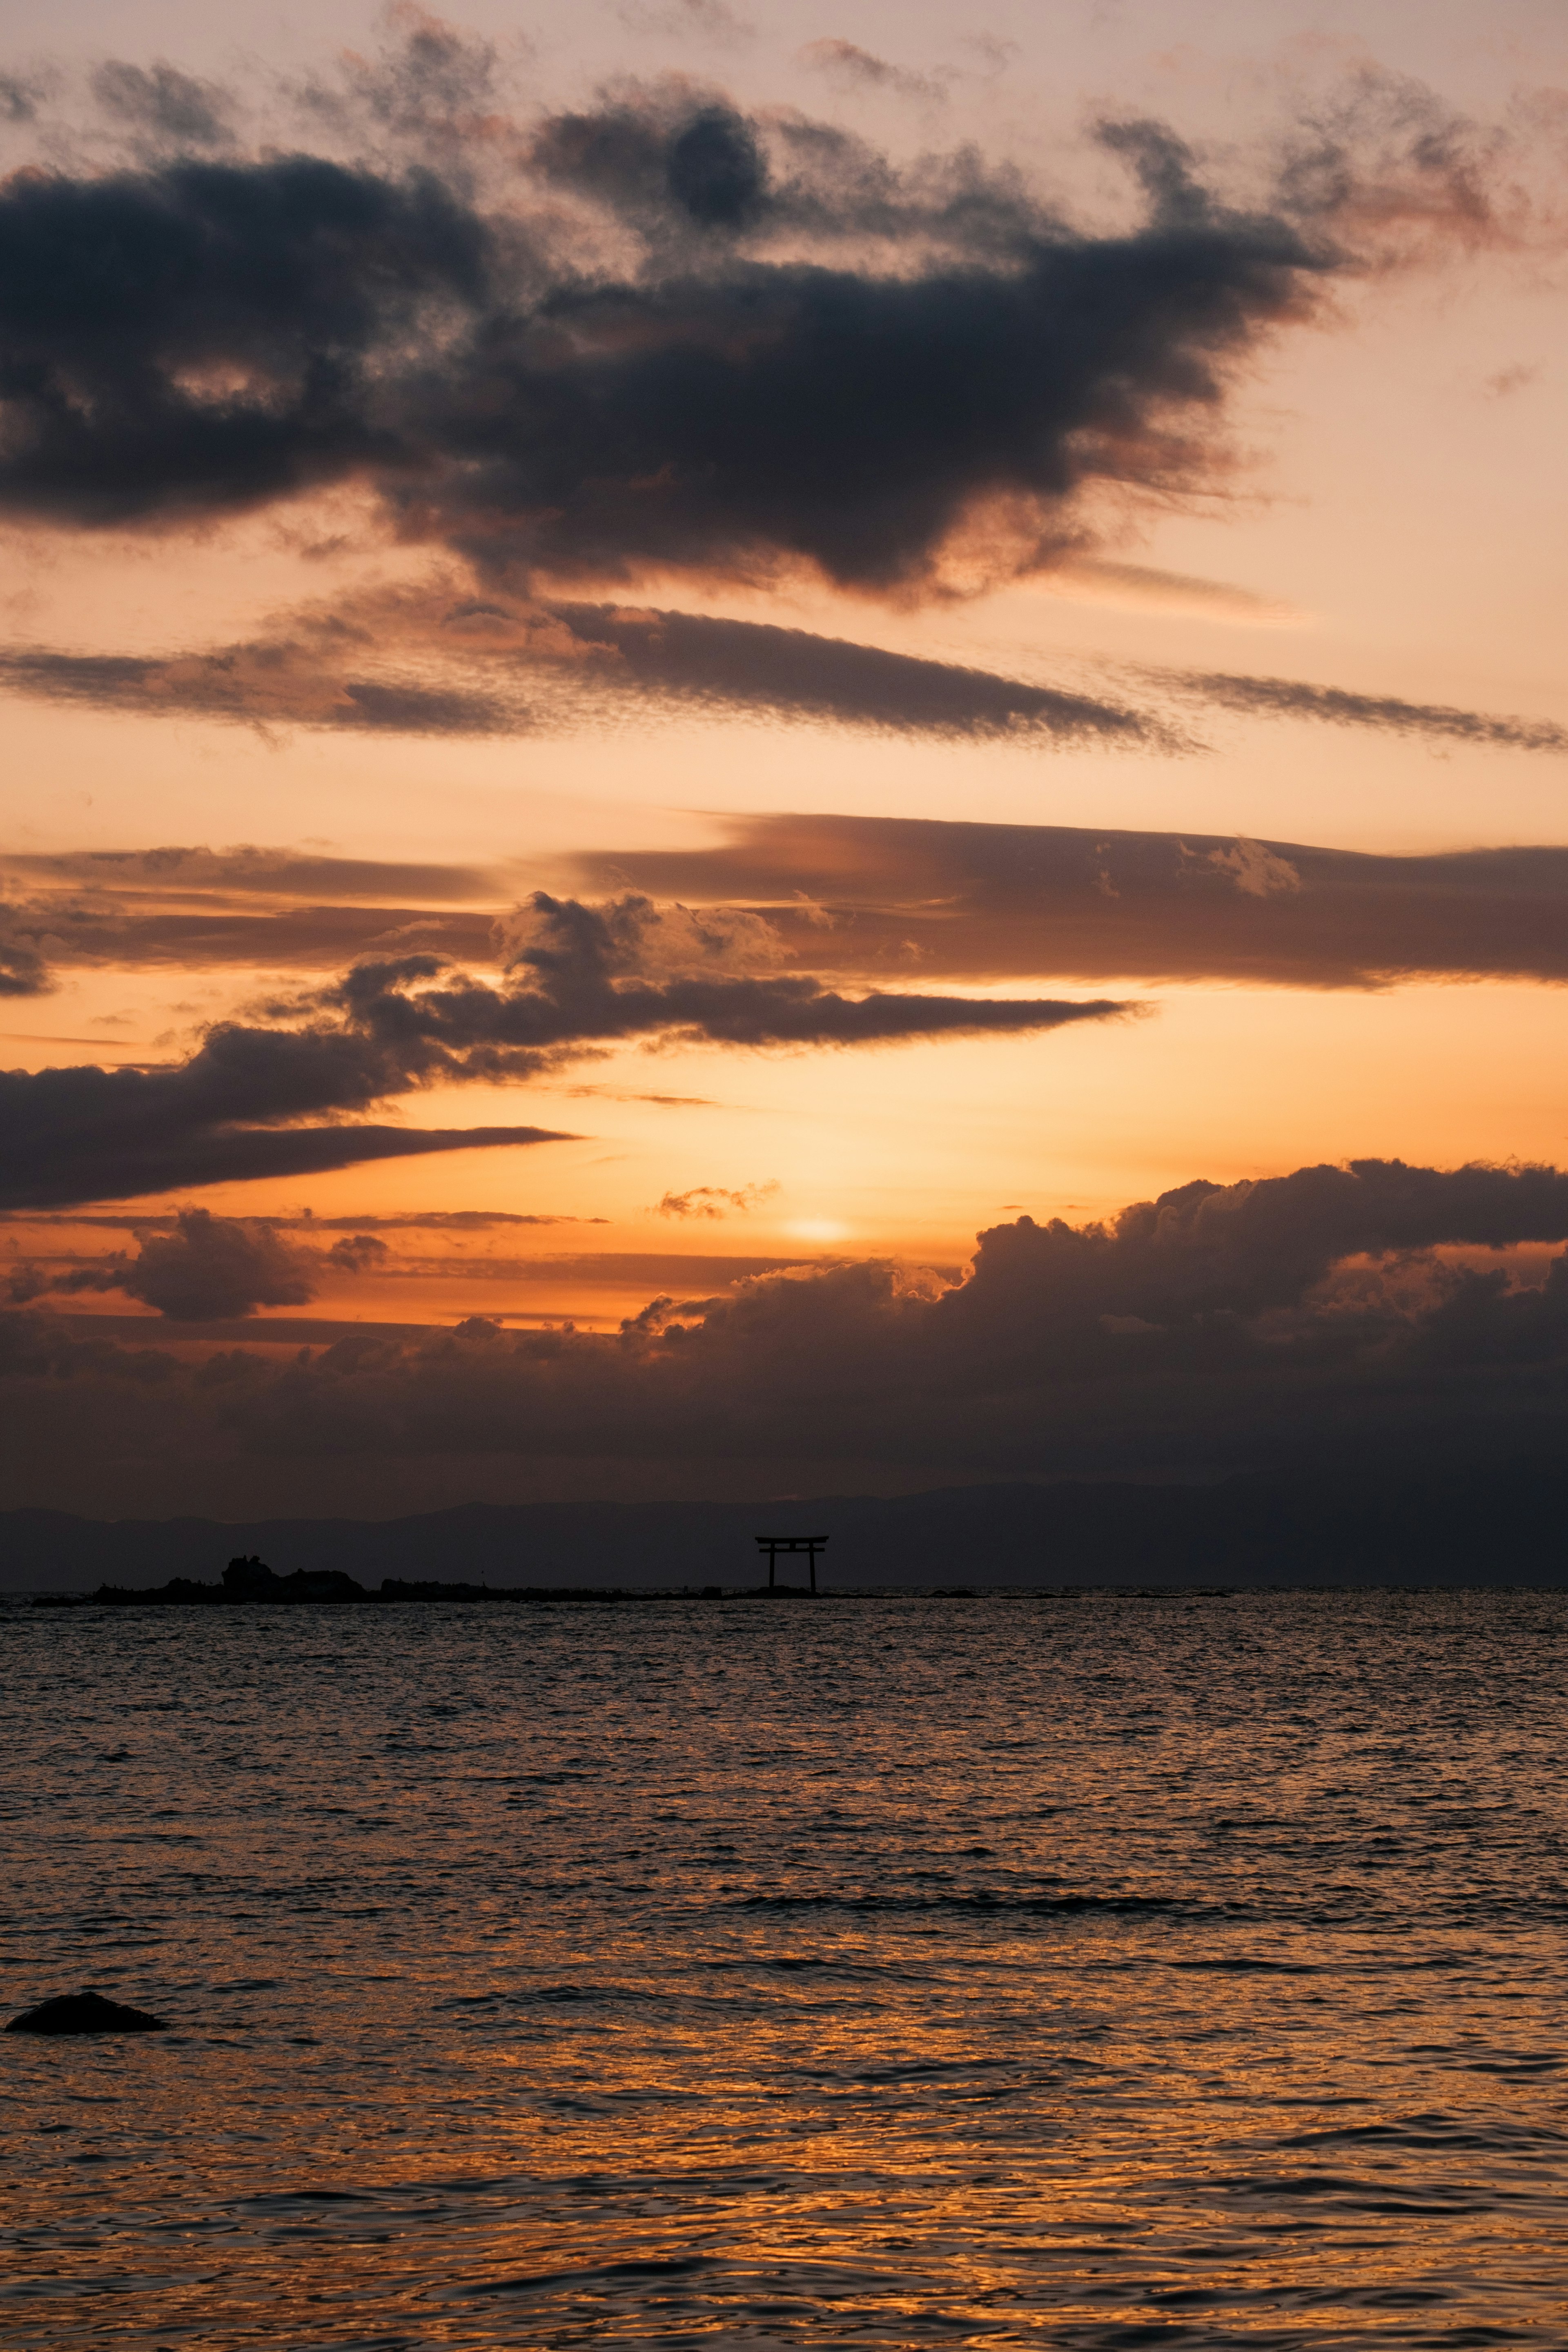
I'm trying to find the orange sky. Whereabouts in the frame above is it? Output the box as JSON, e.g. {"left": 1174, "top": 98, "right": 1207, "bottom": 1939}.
{"left": 1, "top": 0, "right": 1566, "bottom": 1511}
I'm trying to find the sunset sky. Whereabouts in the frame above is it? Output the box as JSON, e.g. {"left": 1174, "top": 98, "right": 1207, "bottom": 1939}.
{"left": 3, "top": 0, "right": 1568, "bottom": 1517}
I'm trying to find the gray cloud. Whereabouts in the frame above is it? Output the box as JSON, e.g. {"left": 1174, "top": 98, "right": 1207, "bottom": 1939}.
{"left": 799, "top": 40, "right": 947, "bottom": 104}
{"left": 4, "top": 1159, "right": 1566, "bottom": 1510}
{"left": 91, "top": 60, "right": 236, "bottom": 152}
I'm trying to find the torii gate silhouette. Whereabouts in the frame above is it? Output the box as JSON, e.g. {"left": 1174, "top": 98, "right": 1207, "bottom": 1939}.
{"left": 755, "top": 1535, "right": 828, "bottom": 1592}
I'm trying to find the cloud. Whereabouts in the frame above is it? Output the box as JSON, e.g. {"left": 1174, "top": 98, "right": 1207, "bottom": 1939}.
{"left": 11, "top": 812, "right": 1568, "bottom": 1004}
{"left": 799, "top": 41, "right": 947, "bottom": 104}
{"left": 0, "top": 73, "right": 47, "bottom": 125}
{"left": 4, "top": 844, "right": 506, "bottom": 902}
{"left": 653, "top": 1180, "right": 779, "bottom": 1217}
{"left": 0, "top": 838, "right": 512, "bottom": 991}
{"left": 1168, "top": 670, "right": 1568, "bottom": 753}
{"left": 0, "top": 595, "right": 1160, "bottom": 747}
{"left": 11, "top": 1208, "right": 396, "bottom": 1316}
{"left": 91, "top": 60, "right": 236, "bottom": 152}
{"left": 545, "top": 604, "right": 1151, "bottom": 738}
{"left": 581, "top": 813, "right": 1568, "bottom": 988}
{"left": 0, "top": 908, "right": 51, "bottom": 997}
{"left": 0, "top": 46, "right": 1513, "bottom": 599}
{"left": 5, "top": 1159, "right": 1568, "bottom": 1508}
{"left": 0, "top": 1208, "right": 604, "bottom": 1232}
{"left": 12, "top": 809, "right": 1568, "bottom": 1004}
{"left": 5, "top": 587, "right": 1563, "bottom": 761}
{"left": 0, "top": 1104, "right": 566, "bottom": 1213}
{"left": 0, "top": 153, "right": 492, "bottom": 531}
{"left": 1, "top": 890, "right": 1129, "bottom": 1206}
{"left": 117, "top": 1208, "right": 316, "bottom": 1318}
{"left": 325, "top": 1231, "right": 389, "bottom": 1274}
{"left": 618, "top": 0, "right": 753, "bottom": 43}
{"left": 0, "top": 646, "right": 509, "bottom": 737}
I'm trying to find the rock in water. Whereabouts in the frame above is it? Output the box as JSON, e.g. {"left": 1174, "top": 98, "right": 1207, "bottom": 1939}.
{"left": 5, "top": 1991, "right": 169, "bottom": 2035}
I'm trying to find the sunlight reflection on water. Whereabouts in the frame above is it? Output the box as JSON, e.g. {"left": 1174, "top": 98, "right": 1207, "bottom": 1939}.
{"left": 1, "top": 1590, "right": 1564, "bottom": 2346}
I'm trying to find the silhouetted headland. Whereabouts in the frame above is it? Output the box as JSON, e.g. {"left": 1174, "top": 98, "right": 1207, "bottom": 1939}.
{"left": 62, "top": 1555, "right": 637, "bottom": 1606}
{"left": 10, "top": 1459, "right": 1568, "bottom": 1599}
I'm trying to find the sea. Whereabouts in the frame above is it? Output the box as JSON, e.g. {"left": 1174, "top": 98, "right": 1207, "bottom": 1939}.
{"left": 1, "top": 1589, "right": 1564, "bottom": 2349}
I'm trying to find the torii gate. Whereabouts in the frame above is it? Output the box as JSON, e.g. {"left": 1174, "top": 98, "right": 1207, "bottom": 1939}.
{"left": 755, "top": 1535, "right": 828, "bottom": 1592}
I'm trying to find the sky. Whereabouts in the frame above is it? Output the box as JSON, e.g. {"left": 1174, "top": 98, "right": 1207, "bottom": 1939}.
{"left": 2, "top": 0, "right": 1567, "bottom": 1517}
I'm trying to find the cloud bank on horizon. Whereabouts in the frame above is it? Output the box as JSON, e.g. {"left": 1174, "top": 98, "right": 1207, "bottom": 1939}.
{"left": 4, "top": 1157, "right": 1567, "bottom": 1513}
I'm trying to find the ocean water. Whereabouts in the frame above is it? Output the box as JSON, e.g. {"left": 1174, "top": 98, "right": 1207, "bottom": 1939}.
{"left": 1, "top": 1590, "right": 1564, "bottom": 2350}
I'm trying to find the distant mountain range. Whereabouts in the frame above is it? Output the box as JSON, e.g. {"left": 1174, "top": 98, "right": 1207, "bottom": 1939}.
{"left": 2, "top": 1460, "right": 1565, "bottom": 1593}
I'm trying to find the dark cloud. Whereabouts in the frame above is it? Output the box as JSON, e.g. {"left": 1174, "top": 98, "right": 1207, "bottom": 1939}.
{"left": 120, "top": 1207, "right": 316, "bottom": 1318}
{"left": 0, "top": 154, "right": 492, "bottom": 529}
{"left": 546, "top": 603, "right": 1152, "bottom": 739}
{"left": 325, "top": 1231, "right": 389, "bottom": 1274}
{"left": 365, "top": 890, "right": 1128, "bottom": 1054}
{"left": 0, "top": 909, "right": 51, "bottom": 997}
{"left": 0, "top": 67, "right": 1490, "bottom": 597}
{"left": 11, "top": 1207, "right": 394, "bottom": 1317}
{"left": 1170, "top": 670, "right": 1568, "bottom": 754}
{"left": 0, "top": 1209, "right": 604, "bottom": 1232}
{"left": 534, "top": 95, "right": 770, "bottom": 232}
{"left": 303, "top": 1209, "right": 605, "bottom": 1231}
{"left": 0, "top": 1103, "right": 566, "bottom": 1212}
{"left": 1, "top": 890, "right": 1128, "bottom": 1206}
{"left": 4, "top": 1159, "right": 1566, "bottom": 1510}
{"left": 584, "top": 813, "right": 1568, "bottom": 988}
{"left": 410, "top": 189, "right": 1322, "bottom": 594}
